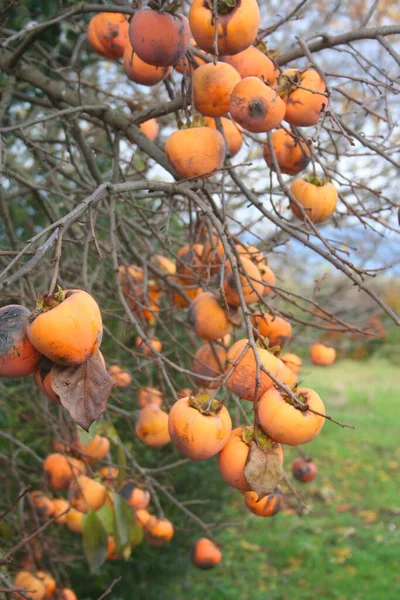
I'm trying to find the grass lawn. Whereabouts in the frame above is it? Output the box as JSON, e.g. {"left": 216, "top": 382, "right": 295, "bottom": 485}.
{"left": 168, "top": 358, "right": 400, "bottom": 600}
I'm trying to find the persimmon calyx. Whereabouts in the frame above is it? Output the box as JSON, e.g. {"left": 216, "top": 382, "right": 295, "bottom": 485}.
{"left": 281, "top": 387, "right": 309, "bottom": 411}
{"left": 148, "top": 0, "right": 181, "bottom": 14}
{"left": 189, "top": 391, "right": 224, "bottom": 415}
{"left": 177, "top": 115, "right": 206, "bottom": 130}
{"left": 207, "top": 0, "right": 237, "bottom": 16}
{"left": 304, "top": 174, "right": 330, "bottom": 186}
{"left": 31, "top": 285, "right": 66, "bottom": 319}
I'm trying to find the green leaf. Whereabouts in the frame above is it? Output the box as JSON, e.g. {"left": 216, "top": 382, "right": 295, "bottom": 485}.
{"left": 131, "top": 521, "right": 144, "bottom": 547}
{"left": 96, "top": 503, "right": 114, "bottom": 535}
{"left": 77, "top": 422, "right": 97, "bottom": 446}
{"left": 117, "top": 444, "right": 127, "bottom": 487}
{"left": 113, "top": 492, "right": 135, "bottom": 551}
{"left": 82, "top": 510, "right": 108, "bottom": 573}
{"left": 96, "top": 421, "right": 120, "bottom": 445}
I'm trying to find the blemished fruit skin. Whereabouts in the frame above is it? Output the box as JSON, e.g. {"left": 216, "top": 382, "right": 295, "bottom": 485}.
{"left": 27, "top": 290, "right": 103, "bottom": 366}
{"left": 0, "top": 305, "right": 42, "bottom": 378}
{"left": 229, "top": 77, "right": 286, "bottom": 133}
{"left": 292, "top": 457, "right": 318, "bottom": 482}
{"left": 43, "top": 453, "right": 86, "bottom": 490}
{"left": 263, "top": 129, "right": 311, "bottom": 175}
{"left": 166, "top": 127, "right": 226, "bottom": 179}
{"left": 29, "top": 491, "right": 55, "bottom": 518}
{"left": 69, "top": 475, "right": 106, "bottom": 513}
{"left": 119, "top": 481, "right": 151, "bottom": 509}
{"left": 123, "top": 41, "right": 171, "bottom": 86}
{"left": 191, "top": 537, "right": 222, "bottom": 569}
{"left": 188, "top": 292, "right": 232, "bottom": 341}
{"left": 193, "top": 62, "right": 241, "bottom": 117}
{"left": 135, "top": 403, "right": 171, "bottom": 446}
{"left": 87, "top": 12, "right": 129, "bottom": 59}
{"left": 144, "top": 516, "right": 174, "bottom": 545}
{"left": 244, "top": 486, "right": 285, "bottom": 517}
{"left": 128, "top": 10, "right": 190, "bottom": 67}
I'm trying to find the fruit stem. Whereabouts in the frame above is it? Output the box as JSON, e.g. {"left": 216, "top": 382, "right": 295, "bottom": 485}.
{"left": 304, "top": 173, "right": 329, "bottom": 186}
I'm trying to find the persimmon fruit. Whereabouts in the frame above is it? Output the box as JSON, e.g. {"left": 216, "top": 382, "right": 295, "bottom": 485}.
{"left": 0, "top": 305, "right": 42, "bottom": 378}
{"left": 136, "top": 403, "right": 171, "bottom": 447}
{"left": 192, "top": 538, "right": 222, "bottom": 569}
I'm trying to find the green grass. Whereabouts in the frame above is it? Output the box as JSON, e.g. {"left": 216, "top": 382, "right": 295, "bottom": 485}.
{"left": 71, "top": 359, "right": 400, "bottom": 600}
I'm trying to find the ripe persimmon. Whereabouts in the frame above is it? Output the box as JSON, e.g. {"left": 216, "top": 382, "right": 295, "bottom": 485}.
{"left": 229, "top": 77, "right": 285, "bottom": 133}
{"left": 188, "top": 292, "right": 232, "bottom": 341}
{"left": 87, "top": 12, "right": 129, "bottom": 60}
{"left": 135, "top": 508, "right": 151, "bottom": 527}
{"left": 144, "top": 516, "right": 174, "bottom": 546}
{"left": 27, "top": 289, "right": 102, "bottom": 366}
{"left": 292, "top": 457, "right": 318, "bottom": 482}
{"left": 193, "top": 344, "right": 227, "bottom": 389}
{"left": 43, "top": 453, "right": 86, "bottom": 490}
{"left": 251, "top": 313, "right": 292, "bottom": 348}
{"left": 69, "top": 475, "right": 107, "bottom": 513}
{"left": 204, "top": 117, "right": 243, "bottom": 158}
{"left": 66, "top": 507, "right": 84, "bottom": 534}
{"left": 223, "top": 45, "right": 278, "bottom": 85}
{"left": 13, "top": 571, "right": 46, "bottom": 600}
{"left": 225, "top": 338, "right": 282, "bottom": 401}
{"left": 280, "top": 68, "right": 328, "bottom": 127}
{"left": 310, "top": 343, "right": 336, "bottom": 365}
{"left": 223, "top": 257, "right": 263, "bottom": 306}
{"left": 169, "top": 275, "right": 203, "bottom": 308}
{"left": 258, "top": 262, "right": 276, "bottom": 297}
{"left": 244, "top": 486, "right": 284, "bottom": 517}
{"left": 276, "top": 360, "right": 298, "bottom": 388}
{"left": 218, "top": 426, "right": 283, "bottom": 491}
{"left": 138, "top": 387, "right": 163, "bottom": 408}
{"left": 34, "top": 365, "right": 60, "bottom": 404}
{"left": 151, "top": 255, "right": 176, "bottom": 277}
{"left": 29, "top": 491, "right": 54, "bottom": 519}
{"left": 58, "top": 589, "right": 77, "bottom": 600}
{"left": 136, "top": 403, "right": 171, "bottom": 447}
{"left": 136, "top": 336, "right": 162, "bottom": 356}
{"left": 139, "top": 119, "right": 159, "bottom": 141}
{"left": 35, "top": 572, "right": 56, "bottom": 597}
{"left": 168, "top": 393, "right": 232, "bottom": 460}
{"left": 235, "top": 243, "right": 264, "bottom": 264}
{"left": 98, "top": 466, "right": 119, "bottom": 488}
{"left": 189, "top": 0, "right": 260, "bottom": 55}
{"left": 175, "top": 38, "right": 206, "bottom": 74}
{"left": 192, "top": 538, "right": 222, "bottom": 569}
{"left": 106, "top": 535, "right": 120, "bottom": 560}
{"left": 258, "top": 387, "right": 326, "bottom": 445}
{"left": 108, "top": 365, "right": 132, "bottom": 388}
{"left": 123, "top": 41, "right": 171, "bottom": 86}
{"left": 193, "top": 62, "right": 241, "bottom": 117}
{"left": 176, "top": 244, "right": 205, "bottom": 280}
{"left": 263, "top": 129, "right": 311, "bottom": 175}
{"left": 76, "top": 434, "right": 110, "bottom": 464}
{"left": 165, "top": 125, "right": 226, "bottom": 179}
{"left": 0, "top": 305, "right": 41, "bottom": 378}
{"left": 290, "top": 176, "right": 338, "bottom": 223}
{"left": 128, "top": 9, "right": 190, "bottom": 67}
{"left": 281, "top": 352, "right": 302, "bottom": 374}
{"left": 52, "top": 498, "right": 70, "bottom": 524}
{"left": 120, "top": 481, "right": 150, "bottom": 509}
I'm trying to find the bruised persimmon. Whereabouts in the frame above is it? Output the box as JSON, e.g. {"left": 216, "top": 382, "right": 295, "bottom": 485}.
{"left": 193, "top": 344, "right": 227, "bottom": 389}
{"left": 144, "top": 516, "right": 174, "bottom": 546}
{"left": 258, "top": 387, "right": 326, "bottom": 446}
{"left": 135, "top": 508, "right": 151, "bottom": 527}
{"left": 251, "top": 313, "right": 292, "bottom": 348}
{"left": 281, "top": 352, "right": 302, "bottom": 374}
{"left": 139, "top": 119, "right": 159, "bottom": 141}
{"left": 76, "top": 434, "right": 110, "bottom": 464}
{"left": 229, "top": 77, "right": 286, "bottom": 133}
{"left": 136, "top": 403, "right": 171, "bottom": 447}
{"left": 43, "top": 453, "right": 86, "bottom": 490}
{"left": 69, "top": 475, "right": 106, "bottom": 513}
{"left": 292, "top": 457, "right": 318, "bottom": 482}
{"left": 58, "top": 589, "right": 77, "bottom": 600}
{"left": 166, "top": 125, "right": 226, "bottom": 179}
{"left": 97, "top": 466, "right": 119, "bottom": 488}
{"left": 280, "top": 68, "right": 328, "bottom": 127}
{"left": 29, "top": 491, "right": 54, "bottom": 519}
{"left": 27, "top": 289, "right": 102, "bottom": 366}
{"left": 0, "top": 305, "right": 41, "bottom": 378}
{"left": 290, "top": 176, "right": 338, "bottom": 224}
{"left": 192, "top": 538, "right": 222, "bottom": 569}
{"left": 138, "top": 387, "right": 163, "bottom": 408}
{"left": 87, "top": 12, "right": 129, "bottom": 60}
{"left": 13, "top": 571, "right": 45, "bottom": 600}
{"left": 310, "top": 342, "right": 336, "bottom": 366}
{"left": 34, "top": 366, "right": 60, "bottom": 404}
{"left": 123, "top": 41, "right": 171, "bottom": 86}
{"left": 168, "top": 393, "right": 232, "bottom": 460}
{"left": 120, "top": 481, "right": 150, "bottom": 510}
{"left": 204, "top": 117, "right": 243, "bottom": 158}
{"left": 128, "top": 9, "right": 190, "bottom": 67}
{"left": 223, "top": 257, "right": 263, "bottom": 306}
{"left": 189, "top": 0, "right": 260, "bottom": 55}
{"left": 108, "top": 365, "right": 132, "bottom": 388}
{"left": 66, "top": 507, "right": 84, "bottom": 534}
{"left": 52, "top": 498, "right": 70, "bottom": 524}
{"left": 225, "top": 338, "right": 282, "bottom": 401}
{"left": 244, "top": 486, "right": 284, "bottom": 517}
{"left": 263, "top": 129, "right": 311, "bottom": 175}
{"left": 258, "top": 262, "right": 276, "bottom": 297}
{"left": 218, "top": 426, "right": 283, "bottom": 491}
{"left": 136, "top": 336, "right": 162, "bottom": 356}
{"left": 193, "top": 62, "right": 241, "bottom": 117}
{"left": 223, "top": 45, "right": 278, "bottom": 85}
{"left": 188, "top": 292, "right": 232, "bottom": 341}
{"left": 35, "top": 572, "right": 56, "bottom": 597}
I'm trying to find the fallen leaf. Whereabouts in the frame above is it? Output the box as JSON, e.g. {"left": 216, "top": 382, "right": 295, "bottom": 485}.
{"left": 52, "top": 352, "right": 115, "bottom": 431}
{"left": 243, "top": 441, "right": 283, "bottom": 499}
{"left": 358, "top": 509, "right": 378, "bottom": 524}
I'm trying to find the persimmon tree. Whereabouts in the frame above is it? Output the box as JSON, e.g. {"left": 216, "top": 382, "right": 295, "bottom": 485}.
{"left": 0, "top": 0, "right": 399, "bottom": 598}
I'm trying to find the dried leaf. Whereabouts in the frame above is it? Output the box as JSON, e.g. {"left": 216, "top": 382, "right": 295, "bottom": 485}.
{"left": 51, "top": 353, "right": 115, "bottom": 431}
{"left": 244, "top": 441, "right": 283, "bottom": 500}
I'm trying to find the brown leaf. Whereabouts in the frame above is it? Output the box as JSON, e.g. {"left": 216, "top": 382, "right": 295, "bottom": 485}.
{"left": 244, "top": 441, "right": 283, "bottom": 500}
{"left": 51, "top": 352, "right": 115, "bottom": 431}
